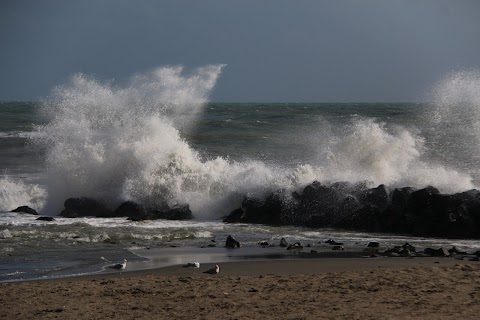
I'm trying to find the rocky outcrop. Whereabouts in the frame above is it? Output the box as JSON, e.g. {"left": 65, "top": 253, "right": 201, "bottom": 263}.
{"left": 59, "top": 198, "right": 113, "bottom": 218}
{"left": 225, "top": 235, "right": 241, "bottom": 248}
{"left": 11, "top": 206, "right": 38, "bottom": 215}
{"left": 36, "top": 216, "right": 55, "bottom": 221}
{"left": 59, "top": 198, "right": 193, "bottom": 221}
{"left": 148, "top": 204, "right": 193, "bottom": 220}
{"left": 114, "top": 201, "right": 146, "bottom": 220}
{"left": 223, "top": 181, "right": 480, "bottom": 239}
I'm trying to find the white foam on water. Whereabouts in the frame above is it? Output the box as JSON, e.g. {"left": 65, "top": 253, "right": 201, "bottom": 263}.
{"left": 0, "top": 176, "right": 47, "bottom": 212}
{"left": 3, "top": 67, "right": 479, "bottom": 217}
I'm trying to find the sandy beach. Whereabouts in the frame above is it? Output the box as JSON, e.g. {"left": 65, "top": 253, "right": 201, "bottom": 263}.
{"left": 2, "top": 257, "right": 480, "bottom": 319}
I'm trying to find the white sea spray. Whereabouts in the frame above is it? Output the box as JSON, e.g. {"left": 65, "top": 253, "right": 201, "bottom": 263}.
{"left": 3, "top": 67, "right": 479, "bottom": 217}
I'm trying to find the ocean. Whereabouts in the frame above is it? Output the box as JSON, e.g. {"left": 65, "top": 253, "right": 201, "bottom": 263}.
{"left": 2, "top": 66, "right": 480, "bottom": 281}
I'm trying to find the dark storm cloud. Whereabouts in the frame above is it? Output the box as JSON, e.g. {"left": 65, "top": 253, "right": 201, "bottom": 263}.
{"left": 0, "top": 0, "right": 479, "bottom": 102}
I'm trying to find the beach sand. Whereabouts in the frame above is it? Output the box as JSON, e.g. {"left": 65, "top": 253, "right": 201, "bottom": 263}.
{"left": 1, "top": 257, "right": 480, "bottom": 319}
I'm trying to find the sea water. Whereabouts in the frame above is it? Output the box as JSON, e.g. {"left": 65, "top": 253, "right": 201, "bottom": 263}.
{"left": 2, "top": 66, "right": 480, "bottom": 281}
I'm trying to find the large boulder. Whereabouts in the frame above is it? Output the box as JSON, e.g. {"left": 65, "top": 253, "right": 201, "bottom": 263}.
{"left": 11, "top": 206, "right": 38, "bottom": 215}
{"left": 223, "top": 208, "right": 244, "bottom": 223}
{"left": 148, "top": 204, "right": 193, "bottom": 220}
{"left": 335, "top": 204, "right": 381, "bottom": 232}
{"left": 361, "top": 184, "right": 389, "bottom": 210}
{"left": 60, "top": 198, "right": 113, "bottom": 218}
{"left": 114, "top": 201, "right": 146, "bottom": 220}
{"left": 225, "top": 235, "right": 241, "bottom": 248}
{"left": 224, "top": 189, "right": 297, "bottom": 225}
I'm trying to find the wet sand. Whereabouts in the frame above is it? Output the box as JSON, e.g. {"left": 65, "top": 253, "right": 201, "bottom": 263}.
{"left": 2, "top": 257, "right": 480, "bottom": 319}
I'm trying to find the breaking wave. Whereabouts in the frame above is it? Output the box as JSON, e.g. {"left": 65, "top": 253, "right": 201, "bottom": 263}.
{"left": 4, "top": 67, "right": 477, "bottom": 217}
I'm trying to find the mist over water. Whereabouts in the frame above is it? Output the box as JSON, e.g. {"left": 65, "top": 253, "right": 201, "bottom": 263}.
{"left": 426, "top": 70, "right": 480, "bottom": 182}
{"left": 2, "top": 67, "right": 480, "bottom": 218}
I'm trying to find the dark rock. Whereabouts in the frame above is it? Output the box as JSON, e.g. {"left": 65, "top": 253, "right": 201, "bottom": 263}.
{"left": 287, "top": 242, "right": 303, "bottom": 250}
{"left": 367, "top": 242, "right": 380, "bottom": 248}
{"left": 401, "top": 248, "right": 413, "bottom": 257}
{"left": 258, "top": 240, "right": 269, "bottom": 247}
{"left": 279, "top": 237, "right": 288, "bottom": 247}
{"left": 336, "top": 204, "right": 381, "bottom": 232}
{"left": 472, "top": 250, "right": 480, "bottom": 256}
{"left": 36, "top": 216, "right": 55, "bottom": 221}
{"left": 325, "top": 239, "right": 344, "bottom": 245}
{"left": 149, "top": 204, "right": 193, "bottom": 220}
{"left": 11, "top": 206, "right": 38, "bottom": 215}
{"left": 448, "top": 246, "right": 467, "bottom": 255}
{"left": 225, "top": 235, "right": 241, "bottom": 248}
{"left": 332, "top": 245, "right": 344, "bottom": 251}
{"left": 402, "top": 243, "right": 416, "bottom": 252}
{"left": 224, "top": 190, "right": 297, "bottom": 225}
{"left": 409, "top": 186, "right": 440, "bottom": 212}
{"left": 114, "top": 201, "right": 146, "bottom": 220}
{"left": 223, "top": 208, "right": 244, "bottom": 223}
{"left": 424, "top": 247, "right": 450, "bottom": 257}
{"left": 60, "top": 197, "right": 113, "bottom": 218}
{"left": 384, "top": 246, "right": 403, "bottom": 256}
{"left": 221, "top": 181, "right": 480, "bottom": 240}
{"left": 299, "top": 182, "right": 346, "bottom": 226}
{"left": 361, "top": 184, "right": 389, "bottom": 210}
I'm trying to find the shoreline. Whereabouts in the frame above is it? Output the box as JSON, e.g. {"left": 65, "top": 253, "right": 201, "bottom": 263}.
{"left": 2, "top": 256, "right": 480, "bottom": 319}
{"left": 42, "top": 255, "right": 476, "bottom": 282}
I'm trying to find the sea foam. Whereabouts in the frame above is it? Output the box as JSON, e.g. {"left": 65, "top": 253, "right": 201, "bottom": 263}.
{"left": 9, "top": 67, "right": 479, "bottom": 217}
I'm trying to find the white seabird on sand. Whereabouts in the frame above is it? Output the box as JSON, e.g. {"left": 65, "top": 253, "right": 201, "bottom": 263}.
{"left": 203, "top": 264, "right": 220, "bottom": 274}
{"left": 109, "top": 259, "right": 127, "bottom": 270}
{"left": 183, "top": 262, "right": 200, "bottom": 269}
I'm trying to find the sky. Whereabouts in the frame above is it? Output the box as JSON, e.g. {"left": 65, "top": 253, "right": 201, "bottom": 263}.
{"left": 1, "top": 0, "right": 479, "bottom": 102}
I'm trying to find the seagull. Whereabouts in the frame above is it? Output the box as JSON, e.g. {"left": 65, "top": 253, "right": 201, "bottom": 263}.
{"left": 183, "top": 262, "right": 200, "bottom": 269}
{"left": 203, "top": 264, "right": 219, "bottom": 275}
{"left": 108, "top": 259, "right": 127, "bottom": 270}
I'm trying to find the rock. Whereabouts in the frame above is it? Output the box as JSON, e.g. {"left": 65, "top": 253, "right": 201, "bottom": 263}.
{"left": 234, "top": 190, "right": 297, "bottom": 225}
{"left": 223, "top": 208, "right": 244, "bottom": 223}
{"left": 448, "top": 246, "right": 467, "bottom": 255}
{"left": 402, "top": 243, "right": 416, "bottom": 252}
{"left": 225, "top": 235, "right": 241, "bottom": 248}
{"left": 60, "top": 197, "right": 113, "bottom": 218}
{"left": 258, "top": 240, "right": 269, "bottom": 247}
{"left": 114, "top": 201, "right": 146, "bottom": 219}
{"left": 36, "top": 216, "right": 55, "bottom": 221}
{"left": 299, "top": 182, "right": 346, "bottom": 226}
{"left": 149, "top": 204, "right": 193, "bottom": 220}
{"left": 472, "top": 250, "right": 480, "bottom": 256}
{"left": 361, "top": 184, "right": 389, "bottom": 210}
{"left": 424, "top": 247, "right": 450, "bottom": 257}
{"left": 11, "top": 206, "right": 38, "bottom": 215}
{"left": 287, "top": 242, "right": 303, "bottom": 250}
{"left": 221, "top": 181, "right": 480, "bottom": 239}
{"left": 325, "top": 239, "right": 344, "bottom": 245}
{"left": 279, "top": 237, "right": 288, "bottom": 247}
{"left": 401, "top": 248, "right": 413, "bottom": 257}
{"left": 335, "top": 204, "right": 381, "bottom": 232}
{"left": 332, "top": 245, "right": 344, "bottom": 251}
{"left": 367, "top": 242, "right": 380, "bottom": 248}
{"left": 410, "top": 186, "right": 441, "bottom": 209}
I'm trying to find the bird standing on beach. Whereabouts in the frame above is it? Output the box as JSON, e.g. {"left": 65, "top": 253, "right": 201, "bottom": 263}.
{"left": 203, "top": 265, "right": 220, "bottom": 274}
{"left": 109, "top": 259, "right": 127, "bottom": 270}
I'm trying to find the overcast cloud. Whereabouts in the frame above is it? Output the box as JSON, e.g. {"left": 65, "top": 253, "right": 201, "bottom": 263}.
{"left": 0, "top": 0, "right": 479, "bottom": 102}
